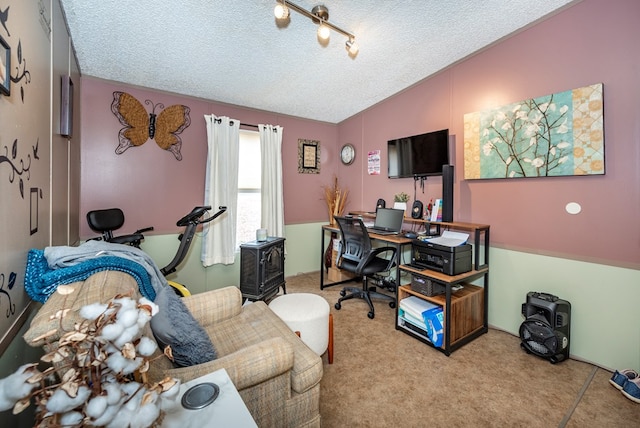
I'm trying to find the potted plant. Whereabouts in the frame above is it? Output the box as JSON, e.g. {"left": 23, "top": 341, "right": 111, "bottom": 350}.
{"left": 393, "top": 192, "right": 410, "bottom": 214}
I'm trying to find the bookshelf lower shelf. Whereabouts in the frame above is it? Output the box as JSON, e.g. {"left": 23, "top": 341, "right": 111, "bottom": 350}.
{"left": 397, "top": 283, "right": 486, "bottom": 354}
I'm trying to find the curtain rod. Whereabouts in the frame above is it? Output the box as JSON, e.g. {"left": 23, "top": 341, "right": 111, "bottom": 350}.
{"left": 214, "top": 118, "right": 278, "bottom": 131}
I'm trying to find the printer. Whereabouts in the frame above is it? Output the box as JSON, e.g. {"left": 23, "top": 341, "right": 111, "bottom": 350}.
{"left": 411, "top": 239, "right": 472, "bottom": 275}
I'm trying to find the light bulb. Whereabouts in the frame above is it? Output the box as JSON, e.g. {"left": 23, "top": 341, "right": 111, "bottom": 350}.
{"left": 346, "top": 40, "right": 359, "bottom": 55}
{"left": 274, "top": 3, "right": 289, "bottom": 20}
{"left": 317, "top": 23, "right": 330, "bottom": 40}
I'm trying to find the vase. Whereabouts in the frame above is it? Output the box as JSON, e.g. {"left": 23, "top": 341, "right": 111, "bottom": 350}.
{"left": 393, "top": 202, "right": 407, "bottom": 216}
{"left": 324, "top": 233, "right": 336, "bottom": 272}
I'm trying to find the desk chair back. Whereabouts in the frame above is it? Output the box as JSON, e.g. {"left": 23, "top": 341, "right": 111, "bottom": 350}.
{"left": 334, "top": 216, "right": 396, "bottom": 276}
{"left": 333, "top": 216, "right": 398, "bottom": 319}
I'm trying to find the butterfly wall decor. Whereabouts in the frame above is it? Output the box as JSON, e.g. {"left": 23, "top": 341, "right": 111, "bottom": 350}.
{"left": 110, "top": 91, "right": 191, "bottom": 161}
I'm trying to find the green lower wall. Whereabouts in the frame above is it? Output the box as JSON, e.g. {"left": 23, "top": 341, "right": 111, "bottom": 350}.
{"left": 3, "top": 223, "right": 636, "bottom": 402}
{"left": 488, "top": 247, "right": 640, "bottom": 371}
{"left": 141, "top": 222, "right": 639, "bottom": 370}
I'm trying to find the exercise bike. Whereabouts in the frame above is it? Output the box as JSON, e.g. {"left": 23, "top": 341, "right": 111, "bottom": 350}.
{"left": 86, "top": 205, "right": 227, "bottom": 296}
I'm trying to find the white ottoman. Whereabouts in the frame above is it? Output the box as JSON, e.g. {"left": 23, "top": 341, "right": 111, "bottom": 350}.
{"left": 269, "top": 293, "right": 334, "bottom": 363}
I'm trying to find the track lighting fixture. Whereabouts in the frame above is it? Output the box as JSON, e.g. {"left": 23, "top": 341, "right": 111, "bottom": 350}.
{"left": 345, "top": 38, "right": 359, "bottom": 55}
{"left": 274, "top": 1, "right": 358, "bottom": 56}
{"left": 274, "top": 2, "right": 289, "bottom": 19}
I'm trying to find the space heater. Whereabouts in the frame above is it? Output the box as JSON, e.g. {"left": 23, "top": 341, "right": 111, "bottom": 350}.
{"left": 519, "top": 292, "right": 571, "bottom": 364}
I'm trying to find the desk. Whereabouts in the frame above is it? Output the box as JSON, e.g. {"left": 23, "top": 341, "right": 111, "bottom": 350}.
{"left": 162, "top": 368, "right": 257, "bottom": 428}
{"left": 320, "top": 223, "right": 411, "bottom": 291}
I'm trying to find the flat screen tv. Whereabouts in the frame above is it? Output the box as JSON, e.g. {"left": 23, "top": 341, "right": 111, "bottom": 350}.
{"left": 387, "top": 129, "right": 449, "bottom": 178}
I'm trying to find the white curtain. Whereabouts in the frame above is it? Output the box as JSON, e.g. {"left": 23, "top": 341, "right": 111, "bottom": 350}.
{"left": 259, "top": 124, "right": 285, "bottom": 238}
{"left": 202, "top": 115, "right": 240, "bottom": 266}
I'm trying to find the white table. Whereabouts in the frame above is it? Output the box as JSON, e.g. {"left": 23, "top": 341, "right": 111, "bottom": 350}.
{"left": 162, "top": 368, "right": 257, "bottom": 428}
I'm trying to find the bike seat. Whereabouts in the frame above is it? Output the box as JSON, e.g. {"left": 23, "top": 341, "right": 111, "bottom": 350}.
{"left": 86, "top": 208, "right": 150, "bottom": 247}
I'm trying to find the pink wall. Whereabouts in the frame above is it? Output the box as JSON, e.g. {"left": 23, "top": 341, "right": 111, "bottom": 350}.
{"left": 80, "top": 79, "right": 338, "bottom": 237}
{"left": 81, "top": 0, "right": 639, "bottom": 268}
{"left": 337, "top": 0, "right": 640, "bottom": 268}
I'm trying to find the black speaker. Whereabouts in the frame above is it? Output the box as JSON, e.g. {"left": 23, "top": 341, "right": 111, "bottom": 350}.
{"left": 376, "top": 199, "right": 386, "bottom": 210}
{"left": 519, "top": 292, "right": 571, "bottom": 364}
{"left": 442, "top": 164, "right": 454, "bottom": 222}
{"left": 411, "top": 200, "right": 423, "bottom": 219}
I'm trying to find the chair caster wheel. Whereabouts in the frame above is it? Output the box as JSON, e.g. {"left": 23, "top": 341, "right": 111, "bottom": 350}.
{"left": 389, "top": 301, "right": 396, "bottom": 309}
{"left": 335, "top": 302, "right": 341, "bottom": 310}
{"left": 368, "top": 311, "right": 375, "bottom": 319}
{"left": 340, "top": 290, "right": 346, "bottom": 297}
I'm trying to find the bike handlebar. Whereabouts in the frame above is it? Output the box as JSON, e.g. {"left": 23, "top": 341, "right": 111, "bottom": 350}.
{"left": 176, "top": 206, "right": 227, "bottom": 227}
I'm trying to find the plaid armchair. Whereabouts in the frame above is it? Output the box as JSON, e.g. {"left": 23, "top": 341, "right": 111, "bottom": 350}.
{"left": 24, "top": 270, "right": 322, "bottom": 428}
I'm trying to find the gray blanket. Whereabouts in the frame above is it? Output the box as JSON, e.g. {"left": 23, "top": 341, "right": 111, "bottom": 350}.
{"left": 44, "top": 240, "right": 169, "bottom": 294}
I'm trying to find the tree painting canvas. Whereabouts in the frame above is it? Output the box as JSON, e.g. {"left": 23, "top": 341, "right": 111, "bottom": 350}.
{"left": 463, "top": 83, "right": 604, "bottom": 179}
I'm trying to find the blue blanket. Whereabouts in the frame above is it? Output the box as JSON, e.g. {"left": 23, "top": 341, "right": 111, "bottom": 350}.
{"left": 25, "top": 249, "right": 156, "bottom": 303}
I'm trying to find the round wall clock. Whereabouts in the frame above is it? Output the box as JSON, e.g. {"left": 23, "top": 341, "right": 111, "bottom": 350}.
{"left": 340, "top": 143, "right": 356, "bottom": 165}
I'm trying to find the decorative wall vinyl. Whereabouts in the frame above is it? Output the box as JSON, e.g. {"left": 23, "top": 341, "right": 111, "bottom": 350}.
{"left": 111, "top": 91, "right": 191, "bottom": 160}
{"left": 0, "top": 0, "right": 50, "bottom": 356}
{"left": 463, "top": 83, "right": 604, "bottom": 179}
{"left": 10, "top": 39, "right": 31, "bottom": 103}
{"left": 1, "top": 5, "right": 32, "bottom": 103}
{"left": 0, "top": 272, "right": 16, "bottom": 318}
{"left": 0, "top": 137, "right": 35, "bottom": 198}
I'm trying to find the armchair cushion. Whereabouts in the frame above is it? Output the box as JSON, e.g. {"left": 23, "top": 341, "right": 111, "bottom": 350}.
{"left": 150, "top": 286, "right": 217, "bottom": 367}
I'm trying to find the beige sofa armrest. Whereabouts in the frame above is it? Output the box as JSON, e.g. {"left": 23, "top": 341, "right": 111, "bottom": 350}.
{"left": 154, "top": 337, "right": 294, "bottom": 389}
{"left": 180, "top": 286, "right": 242, "bottom": 327}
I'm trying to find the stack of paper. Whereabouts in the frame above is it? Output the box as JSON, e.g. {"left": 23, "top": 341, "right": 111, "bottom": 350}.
{"left": 399, "top": 296, "right": 444, "bottom": 346}
{"left": 424, "top": 230, "right": 469, "bottom": 247}
{"left": 400, "top": 296, "right": 438, "bottom": 317}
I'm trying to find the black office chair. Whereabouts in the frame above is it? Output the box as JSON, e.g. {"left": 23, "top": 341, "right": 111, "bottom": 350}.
{"left": 86, "top": 208, "right": 153, "bottom": 248}
{"left": 333, "top": 216, "right": 397, "bottom": 319}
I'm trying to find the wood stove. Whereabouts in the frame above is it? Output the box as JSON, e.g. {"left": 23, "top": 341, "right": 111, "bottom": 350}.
{"left": 239, "top": 237, "right": 286, "bottom": 301}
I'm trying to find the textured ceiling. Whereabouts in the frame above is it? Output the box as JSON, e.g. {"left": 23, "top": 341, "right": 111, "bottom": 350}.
{"left": 59, "top": 0, "right": 576, "bottom": 124}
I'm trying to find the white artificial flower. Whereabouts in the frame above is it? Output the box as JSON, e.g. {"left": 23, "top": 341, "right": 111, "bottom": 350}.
{"left": 91, "top": 403, "right": 122, "bottom": 426}
{"left": 113, "top": 324, "right": 142, "bottom": 349}
{"left": 132, "top": 401, "right": 161, "bottom": 428}
{"left": 136, "top": 336, "right": 158, "bottom": 357}
{"left": 117, "top": 308, "right": 139, "bottom": 328}
{"left": 106, "top": 407, "right": 134, "bottom": 428}
{"left": 59, "top": 410, "right": 83, "bottom": 425}
{"left": 100, "top": 323, "right": 125, "bottom": 342}
{"left": 138, "top": 297, "right": 159, "bottom": 316}
{"left": 46, "top": 385, "right": 91, "bottom": 413}
{"left": 79, "top": 302, "right": 109, "bottom": 320}
{"left": 113, "top": 297, "right": 136, "bottom": 312}
{"left": 0, "top": 364, "right": 39, "bottom": 411}
{"left": 104, "top": 382, "right": 124, "bottom": 406}
{"left": 86, "top": 395, "right": 108, "bottom": 419}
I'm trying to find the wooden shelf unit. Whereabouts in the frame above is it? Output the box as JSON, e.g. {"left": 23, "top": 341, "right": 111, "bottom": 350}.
{"left": 395, "top": 221, "right": 490, "bottom": 356}
{"left": 398, "top": 282, "right": 484, "bottom": 349}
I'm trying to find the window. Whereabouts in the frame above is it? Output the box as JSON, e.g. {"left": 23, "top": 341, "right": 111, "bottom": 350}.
{"left": 237, "top": 130, "right": 261, "bottom": 245}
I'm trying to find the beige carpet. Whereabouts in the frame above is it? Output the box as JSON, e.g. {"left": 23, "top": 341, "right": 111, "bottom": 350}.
{"left": 280, "top": 272, "right": 637, "bottom": 428}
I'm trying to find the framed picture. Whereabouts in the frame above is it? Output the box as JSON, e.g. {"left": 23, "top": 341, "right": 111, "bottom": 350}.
{"left": 463, "top": 83, "right": 604, "bottom": 179}
{"left": 298, "top": 139, "right": 320, "bottom": 174}
{"left": 60, "top": 75, "right": 74, "bottom": 137}
{"left": 0, "top": 34, "right": 10, "bottom": 96}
